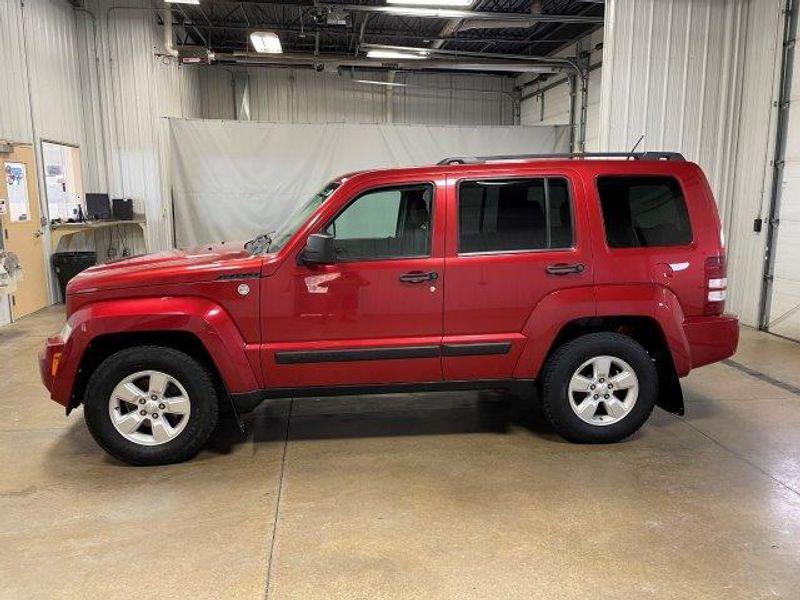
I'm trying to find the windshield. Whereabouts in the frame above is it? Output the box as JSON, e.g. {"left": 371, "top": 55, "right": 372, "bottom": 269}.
{"left": 245, "top": 181, "right": 340, "bottom": 254}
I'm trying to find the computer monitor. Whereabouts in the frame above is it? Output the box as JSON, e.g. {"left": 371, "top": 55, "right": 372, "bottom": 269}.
{"left": 112, "top": 198, "right": 133, "bottom": 220}
{"left": 85, "top": 193, "right": 111, "bottom": 220}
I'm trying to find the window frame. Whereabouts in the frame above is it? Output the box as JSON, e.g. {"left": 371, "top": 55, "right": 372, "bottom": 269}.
{"left": 455, "top": 175, "right": 577, "bottom": 257}
{"left": 41, "top": 139, "right": 83, "bottom": 224}
{"left": 595, "top": 174, "right": 695, "bottom": 251}
{"left": 321, "top": 181, "right": 436, "bottom": 263}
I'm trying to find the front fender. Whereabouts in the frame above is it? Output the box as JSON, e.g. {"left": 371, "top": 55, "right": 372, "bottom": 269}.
{"left": 52, "top": 296, "right": 260, "bottom": 407}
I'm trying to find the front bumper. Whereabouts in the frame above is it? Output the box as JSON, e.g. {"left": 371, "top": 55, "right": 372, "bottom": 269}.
{"left": 39, "top": 334, "right": 70, "bottom": 407}
{"left": 683, "top": 313, "right": 739, "bottom": 369}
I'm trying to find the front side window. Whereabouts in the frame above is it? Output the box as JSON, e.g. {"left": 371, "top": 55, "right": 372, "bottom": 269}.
{"left": 458, "top": 177, "right": 573, "bottom": 253}
{"left": 597, "top": 176, "right": 692, "bottom": 248}
{"left": 326, "top": 183, "right": 433, "bottom": 261}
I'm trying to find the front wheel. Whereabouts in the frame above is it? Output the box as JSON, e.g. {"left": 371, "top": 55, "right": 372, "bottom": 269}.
{"left": 83, "top": 346, "right": 219, "bottom": 465}
{"left": 539, "top": 332, "right": 658, "bottom": 443}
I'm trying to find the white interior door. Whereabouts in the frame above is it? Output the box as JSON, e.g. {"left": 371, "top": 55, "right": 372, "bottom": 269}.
{"left": 1, "top": 144, "right": 49, "bottom": 319}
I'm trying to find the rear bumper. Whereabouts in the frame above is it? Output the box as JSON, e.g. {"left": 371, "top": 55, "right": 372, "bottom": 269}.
{"left": 683, "top": 314, "right": 739, "bottom": 369}
{"left": 39, "top": 335, "right": 70, "bottom": 407}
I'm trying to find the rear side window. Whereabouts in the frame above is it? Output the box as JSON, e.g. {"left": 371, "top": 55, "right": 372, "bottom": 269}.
{"left": 458, "top": 177, "right": 573, "bottom": 253}
{"left": 597, "top": 176, "right": 692, "bottom": 248}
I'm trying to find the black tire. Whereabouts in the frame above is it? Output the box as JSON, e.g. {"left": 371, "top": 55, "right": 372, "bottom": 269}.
{"left": 539, "top": 332, "right": 657, "bottom": 443}
{"left": 83, "top": 346, "right": 219, "bottom": 465}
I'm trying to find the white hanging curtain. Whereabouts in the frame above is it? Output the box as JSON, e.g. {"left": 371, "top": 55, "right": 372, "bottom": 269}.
{"left": 169, "top": 118, "right": 570, "bottom": 247}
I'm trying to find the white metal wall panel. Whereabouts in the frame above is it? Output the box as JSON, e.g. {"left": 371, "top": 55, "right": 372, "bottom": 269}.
{"left": 518, "top": 28, "right": 603, "bottom": 150}
{"left": 541, "top": 83, "right": 571, "bottom": 125}
{"left": 394, "top": 71, "right": 514, "bottom": 125}
{"left": 199, "top": 68, "right": 235, "bottom": 120}
{"left": 25, "top": 0, "right": 85, "bottom": 149}
{"left": 767, "top": 28, "right": 800, "bottom": 340}
{"left": 77, "top": 0, "right": 203, "bottom": 251}
{"left": 726, "top": 1, "right": 784, "bottom": 328}
{"left": 599, "top": 0, "right": 784, "bottom": 326}
{"left": 519, "top": 94, "right": 538, "bottom": 125}
{"left": 75, "top": 8, "right": 107, "bottom": 194}
{"left": 521, "top": 83, "right": 569, "bottom": 125}
{"left": 0, "top": 0, "right": 85, "bottom": 150}
{"left": 200, "top": 66, "right": 515, "bottom": 125}
{"left": 0, "top": 0, "right": 33, "bottom": 143}
{"left": 0, "top": 0, "right": 83, "bottom": 144}
{"left": 244, "top": 67, "right": 387, "bottom": 123}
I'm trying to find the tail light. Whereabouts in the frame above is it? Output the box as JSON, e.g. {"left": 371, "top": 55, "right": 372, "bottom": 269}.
{"left": 704, "top": 256, "right": 727, "bottom": 315}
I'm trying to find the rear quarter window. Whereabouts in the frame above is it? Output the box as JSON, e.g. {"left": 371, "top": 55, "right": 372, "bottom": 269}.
{"left": 596, "top": 176, "right": 692, "bottom": 248}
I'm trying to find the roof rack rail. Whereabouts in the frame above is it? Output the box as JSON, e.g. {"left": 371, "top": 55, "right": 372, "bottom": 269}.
{"left": 436, "top": 152, "right": 686, "bottom": 165}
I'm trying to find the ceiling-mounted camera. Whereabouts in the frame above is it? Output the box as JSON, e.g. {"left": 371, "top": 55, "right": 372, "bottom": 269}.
{"left": 310, "top": 6, "right": 349, "bottom": 26}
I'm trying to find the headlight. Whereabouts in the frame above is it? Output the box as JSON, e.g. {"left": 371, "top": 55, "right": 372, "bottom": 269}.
{"left": 59, "top": 321, "right": 72, "bottom": 342}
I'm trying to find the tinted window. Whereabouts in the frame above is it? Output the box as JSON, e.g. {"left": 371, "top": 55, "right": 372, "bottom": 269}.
{"left": 458, "top": 178, "right": 573, "bottom": 253}
{"left": 597, "top": 176, "right": 692, "bottom": 248}
{"left": 326, "top": 184, "right": 433, "bottom": 260}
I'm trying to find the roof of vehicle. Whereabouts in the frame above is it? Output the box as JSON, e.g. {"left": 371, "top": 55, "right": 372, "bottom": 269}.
{"left": 436, "top": 152, "right": 686, "bottom": 164}
{"left": 336, "top": 152, "right": 695, "bottom": 184}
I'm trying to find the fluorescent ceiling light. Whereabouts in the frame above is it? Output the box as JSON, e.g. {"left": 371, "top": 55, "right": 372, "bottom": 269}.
{"left": 354, "top": 79, "right": 409, "bottom": 87}
{"left": 386, "top": 0, "right": 473, "bottom": 6}
{"left": 366, "top": 49, "right": 429, "bottom": 60}
{"left": 165, "top": 0, "right": 200, "bottom": 4}
{"left": 250, "top": 31, "right": 282, "bottom": 54}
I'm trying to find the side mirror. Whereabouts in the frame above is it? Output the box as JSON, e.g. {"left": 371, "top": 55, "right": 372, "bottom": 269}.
{"left": 301, "top": 233, "right": 336, "bottom": 265}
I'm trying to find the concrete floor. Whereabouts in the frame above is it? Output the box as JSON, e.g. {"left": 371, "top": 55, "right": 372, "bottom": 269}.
{"left": 2, "top": 307, "right": 800, "bottom": 599}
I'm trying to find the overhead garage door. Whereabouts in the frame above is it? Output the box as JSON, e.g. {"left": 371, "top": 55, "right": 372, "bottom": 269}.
{"left": 767, "top": 40, "right": 800, "bottom": 340}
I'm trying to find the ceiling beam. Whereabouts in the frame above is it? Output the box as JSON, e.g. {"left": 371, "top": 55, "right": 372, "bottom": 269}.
{"left": 317, "top": 4, "right": 603, "bottom": 24}
{"left": 177, "top": 20, "right": 578, "bottom": 46}
{"left": 200, "top": 1, "right": 603, "bottom": 24}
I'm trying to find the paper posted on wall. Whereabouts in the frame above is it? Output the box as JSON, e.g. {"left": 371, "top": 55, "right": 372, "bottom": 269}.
{"left": 5, "top": 162, "right": 30, "bottom": 222}
{"left": 0, "top": 251, "right": 23, "bottom": 295}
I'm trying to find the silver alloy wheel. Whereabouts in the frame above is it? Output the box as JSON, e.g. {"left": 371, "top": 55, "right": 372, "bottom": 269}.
{"left": 108, "top": 370, "right": 191, "bottom": 446}
{"left": 567, "top": 355, "right": 639, "bottom": 426}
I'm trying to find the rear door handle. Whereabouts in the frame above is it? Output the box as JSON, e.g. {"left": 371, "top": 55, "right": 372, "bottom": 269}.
{"left": 399, "top": 270, "right": 439, "bottom": 283}
{"left": 546, "top": 262, "right": 585, "bottom": 275}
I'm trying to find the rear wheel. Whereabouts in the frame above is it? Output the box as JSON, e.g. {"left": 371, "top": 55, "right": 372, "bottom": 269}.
{"left": 83, "top": 346, "right": 218, "bottom": 465}
{"left": 539, "top": 332, "right": 657, "bottom": 443}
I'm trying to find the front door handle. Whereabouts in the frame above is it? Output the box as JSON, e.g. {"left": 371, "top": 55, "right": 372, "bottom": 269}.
{"left": 546, "top": 262, "right": 585, "bottom": 276}
{"left": 399, "top": 270, "right": 439, "bottom": 283}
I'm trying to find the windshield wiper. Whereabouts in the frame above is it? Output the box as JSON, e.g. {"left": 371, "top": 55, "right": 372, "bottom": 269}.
{"left": 245, "top": 232, "right": 273, "bottom": 254}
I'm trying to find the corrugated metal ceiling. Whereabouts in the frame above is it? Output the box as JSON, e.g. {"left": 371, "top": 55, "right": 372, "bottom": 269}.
{"left": 173, "top": 0, "right": 603, "bottom": 58}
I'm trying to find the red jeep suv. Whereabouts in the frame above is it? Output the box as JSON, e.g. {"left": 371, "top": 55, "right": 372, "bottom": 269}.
{"left": 39, "top": 152, "right": 739, "bottom": 465}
